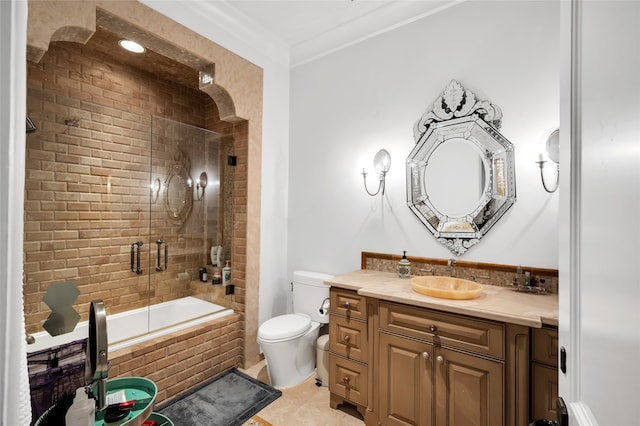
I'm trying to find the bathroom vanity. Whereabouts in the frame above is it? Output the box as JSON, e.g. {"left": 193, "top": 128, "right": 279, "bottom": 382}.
{"left": 326, "top": 269, "right": 559, "bottom": 426}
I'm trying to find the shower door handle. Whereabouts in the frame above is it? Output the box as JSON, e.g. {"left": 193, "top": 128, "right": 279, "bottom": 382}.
{"left": 131, "top": 241, "right": 143, "bottom": 274}
{"left": 156, "top": 240, "right": 168, "bottom": 272}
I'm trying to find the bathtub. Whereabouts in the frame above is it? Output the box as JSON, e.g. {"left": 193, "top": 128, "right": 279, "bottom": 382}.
{"left": 27, "top": 296, "right": 234, "bottom": 353}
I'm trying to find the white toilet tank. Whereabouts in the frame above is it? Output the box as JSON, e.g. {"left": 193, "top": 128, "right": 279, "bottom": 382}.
{"left": 292, "top": 270, "right": 332, "bottom": 324}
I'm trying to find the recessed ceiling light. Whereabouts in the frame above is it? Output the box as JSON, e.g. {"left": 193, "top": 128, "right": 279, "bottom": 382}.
{"left": 118, "top": 39, "right": 145, "bottom": 53}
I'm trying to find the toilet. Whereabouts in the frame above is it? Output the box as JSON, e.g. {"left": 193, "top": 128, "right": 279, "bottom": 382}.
{"left": 258, "top": 270, "right": 332, "bottom": 389}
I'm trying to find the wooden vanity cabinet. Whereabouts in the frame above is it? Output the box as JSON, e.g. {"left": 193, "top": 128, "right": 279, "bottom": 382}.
{"left": 328, "top": 290, "right": 533, "bottom": 425}
{"left": 328, "top": 288, "right": 370, "bottom": 419}
{"left": 377, "top": 301, "right": 505, "bottom": 426}
{"left": 531, "top": 326, "right": 559, "bottom": 422}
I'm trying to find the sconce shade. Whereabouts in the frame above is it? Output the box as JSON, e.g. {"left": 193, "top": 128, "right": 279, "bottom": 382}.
{"left": 374, "top": 149, "right": 391, "bottom": 174}
{"left": 537, "top": 129, "right": 559, "bottom": 193}
{"left": 545, "top": 129, "right": 560, "bottom": 163}
{"left": 151, "top": 178, "right": 161, "bottom": 203}
{"left": 198, "top": 172, "right": 208, "bottom": 189}
{"left": 362, "top": 149, "right": 391, "bottom": 196}
{"left": 196, "top": 172, "right": 208, "bottom": 200}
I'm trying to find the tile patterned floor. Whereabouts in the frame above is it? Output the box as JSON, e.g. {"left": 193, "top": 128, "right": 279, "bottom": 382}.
{"left": 241, "top": 360, "right": 364, "bottom": 426}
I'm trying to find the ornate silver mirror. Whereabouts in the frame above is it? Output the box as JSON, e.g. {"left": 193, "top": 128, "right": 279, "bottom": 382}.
{"left": 164, "top": 150, "right": 194, "bottom": 226}
{"left": 407, "top": 80, "right": 516, "bottom": 255}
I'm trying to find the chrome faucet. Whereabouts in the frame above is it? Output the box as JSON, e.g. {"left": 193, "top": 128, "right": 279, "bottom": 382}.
{"left": 419, "top": 267, "right": 436, "bottom": 276}
{"left": 447, "top": 259, "right": 457, "bottom": 277}
{"left": 470, "top": 274, "right": 491, "bottom": 282}
{"left": 86, "top": 300, "right": 109, "bottom": 411}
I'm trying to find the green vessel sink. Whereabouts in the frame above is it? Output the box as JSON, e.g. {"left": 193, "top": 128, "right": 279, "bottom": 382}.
{"left": 94, "top": 377, "right": 157, "bottom": 426}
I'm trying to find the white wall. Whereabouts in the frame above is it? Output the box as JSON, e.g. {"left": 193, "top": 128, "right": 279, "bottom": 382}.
{"left": 560, "top": 1, "right": 640, "bottom": 424}
{"left": 289, "top": 1, "right": 560, "bottom": 284}
{"left": 141, "top": 1, "right": 292, "bottom": 323}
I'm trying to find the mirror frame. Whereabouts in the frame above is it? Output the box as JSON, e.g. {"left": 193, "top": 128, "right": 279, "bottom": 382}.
{"left": 407, "top": 80, "right": 516, "bottom": 256}
{"left": 164, "top": 150, "right": 194, "bottom": 226}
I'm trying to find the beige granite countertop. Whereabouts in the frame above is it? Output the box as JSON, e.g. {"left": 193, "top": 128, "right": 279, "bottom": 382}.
{"left": 326, "top": 270, "right": 558, "bottom": 328}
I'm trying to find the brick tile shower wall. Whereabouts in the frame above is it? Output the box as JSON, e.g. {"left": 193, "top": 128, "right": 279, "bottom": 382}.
{"left": 206, "top": 101, "right": 249, "bottom": 316}
{"left": 23, "top": 31, "right": 246, "bottom": 341}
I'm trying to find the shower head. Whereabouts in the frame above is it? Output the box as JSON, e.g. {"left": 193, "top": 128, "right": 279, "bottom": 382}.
{"left": 26, "top": 115, "right": 37, "bottom": 134}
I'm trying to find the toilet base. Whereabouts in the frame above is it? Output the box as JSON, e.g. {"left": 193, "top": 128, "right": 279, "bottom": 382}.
{"left": 259, "top": 321, "right": 321, "bottom": 389}
{"left": 265, "top": 364, "right": 316, "bottom": 389}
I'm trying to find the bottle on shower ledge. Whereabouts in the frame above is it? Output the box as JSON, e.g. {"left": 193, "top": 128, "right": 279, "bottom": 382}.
{"left": 199, "top": 267, "right": 208, "bottom": 283}
{"left": 222, "top": 260, "right": 231, "bottom": 286}
{"left": 212, "top": 268, "right": 222, "bottom": 285}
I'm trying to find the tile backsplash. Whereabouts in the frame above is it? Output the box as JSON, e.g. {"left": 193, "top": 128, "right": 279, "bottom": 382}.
{"left": 362, "top": 252, "right": 558, "bottom": 294}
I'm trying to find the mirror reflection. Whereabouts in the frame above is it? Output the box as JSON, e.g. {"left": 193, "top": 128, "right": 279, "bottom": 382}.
{"left": 407, "top": 80, "right": 516, "bottom": 256}
{"left": 424, "top": 137, "right": 487, "bottom": 217}
{"left": 164, "top": 154, "right": 194, "bottom": 226}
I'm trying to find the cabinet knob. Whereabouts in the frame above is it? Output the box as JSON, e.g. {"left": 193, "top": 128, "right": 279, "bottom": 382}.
{"left": 436, "top": 355, "right": 444, "bottom": 364}
{"left": 429, "top": 324, "right": 437, "bottom": 333}
{"left": 343, "top": 376, "right": 350, "bottom": 384}
{"left": 343, "top": 335, "right": 350, "bottom": 343}
{"left": 343, "top": 301, "right": 350, "bottom": 309}
{"left": 422, "top": 351, "right": 430, "bottom": 360}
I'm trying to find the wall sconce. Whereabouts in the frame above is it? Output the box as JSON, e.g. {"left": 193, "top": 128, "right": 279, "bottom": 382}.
{"left": 151, "top": 178, "right": 161, "bottom": 203}
{"left": 196, "top": 172, "right": 208, "bottom": 200}
{"left": 362, "top": 149, "right": 391, "bottom": 196}
{"left": 537, "top": 129, "right": 559, "bottom": 193}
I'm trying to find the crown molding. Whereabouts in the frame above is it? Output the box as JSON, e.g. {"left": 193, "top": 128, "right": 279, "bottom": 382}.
{"left": 291, "top": 0, "right": 467, "bottom": 68}
{"left": 140, "top": 0, "right": 291, "bottom": 69}
{"left": 142, "top": 0, "right": 465, "bottom": 69}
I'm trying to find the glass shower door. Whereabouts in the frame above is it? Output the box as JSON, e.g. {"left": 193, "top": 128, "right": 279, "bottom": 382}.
{"left": 148, "top": 116, "right": 231, "bottom": 327}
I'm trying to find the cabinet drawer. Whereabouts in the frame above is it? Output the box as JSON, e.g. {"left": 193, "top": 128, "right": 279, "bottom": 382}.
{"left": 329, "top": 314, "right": 368, "bottom": 363}
{"left": 533, "top": 326, "right": 558, "bottom": 366}
{"left": 330, "top": 288, "right": 366, "bottom": 320}
{"left": 329, "top": 354, "right": 368, "bottom": 407}
{"left": 379, "top": 301, "right": 504, "bottom": 359}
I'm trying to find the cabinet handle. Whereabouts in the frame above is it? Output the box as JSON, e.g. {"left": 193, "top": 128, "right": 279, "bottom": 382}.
{"left": 422, "top": 351, "right": 429, "bottom": 360}
{"left": 343, "top": 376, "right": 350, "bottom": 385}
{"left": 429, "top": 324, "right": 437, "bottom": 333}
{"left": 343, "top": 301, "right": 350, "bottom": 309}
{"left": 436, "top": 355, "right": 444, "bottom": 364}
{"left": 343, "top": 335, "right": 350, "bottom": 343}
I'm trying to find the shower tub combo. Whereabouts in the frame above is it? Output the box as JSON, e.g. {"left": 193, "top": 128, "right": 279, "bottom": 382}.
{"left": 28, "top": 297, "right": 241, "bottom": 405}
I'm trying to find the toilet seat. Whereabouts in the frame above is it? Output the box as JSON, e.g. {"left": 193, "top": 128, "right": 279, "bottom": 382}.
{"left": 258, "top": 314, "right": 311, "bottom": 342}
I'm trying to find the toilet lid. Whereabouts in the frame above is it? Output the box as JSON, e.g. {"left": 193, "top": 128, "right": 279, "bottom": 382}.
{"left": 258, "top": 314, "right": 311, "bottom": 341}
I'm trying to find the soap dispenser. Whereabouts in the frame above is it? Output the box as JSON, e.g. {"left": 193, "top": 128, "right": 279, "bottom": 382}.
{"left": 398, "top": 251, "right": 411, "bottom": 278}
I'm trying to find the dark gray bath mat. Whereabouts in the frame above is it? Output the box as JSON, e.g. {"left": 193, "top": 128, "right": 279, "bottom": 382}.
{"left": 157, "top": 368, "right": 281, "bottom": 426}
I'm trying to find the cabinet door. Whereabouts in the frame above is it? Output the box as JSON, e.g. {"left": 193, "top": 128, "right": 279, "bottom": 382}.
{"left": 434, "top": 347, "right": 503, "bottom": 426}
{"left": 379, "top": 332, "right": 433, "bottom": 426}
{"left": 531, "top": 363, "right": 558, "bottom": 422}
